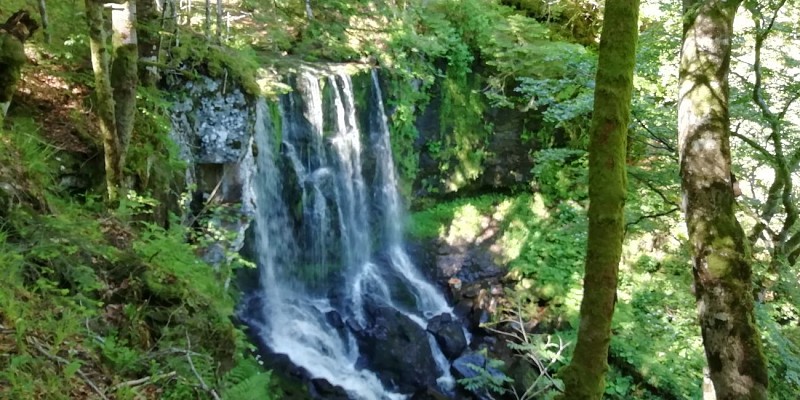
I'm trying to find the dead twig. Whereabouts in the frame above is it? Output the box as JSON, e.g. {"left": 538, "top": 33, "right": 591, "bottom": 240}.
{"left": 185, "top": 332, "right": 221, "bottom": 400}
{"left": 110, "top": 371, "right": 177, "bottom": 392}
{"left": 26, "top": 336, "right": 109, "bottom": 400}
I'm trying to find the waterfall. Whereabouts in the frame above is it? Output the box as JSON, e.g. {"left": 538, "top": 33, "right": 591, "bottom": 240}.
{"left": 243, "top": 70, "right": 454, "bottom": 399}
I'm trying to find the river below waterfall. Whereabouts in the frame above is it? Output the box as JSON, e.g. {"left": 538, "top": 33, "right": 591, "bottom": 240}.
{"left": 239, "top": 69, "right": 463, "bottom": 399}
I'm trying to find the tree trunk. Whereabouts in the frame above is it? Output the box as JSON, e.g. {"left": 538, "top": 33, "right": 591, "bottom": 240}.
{"left": 205, "top": 0, "right": 211, "bottom": 40}
{"left": 556, "top": 0, "right": 639, "bottom": 398}
{"left": 37, "top": 0, "right": 50, "bottom": 44}
{"left": 215, "top": 0, "right": 222, "bottom": 42}
{"left": 110, "top": 0, "right": 138, "bottom": 172}
{"left": 137, "top": 0, "right": 160, "bottom": 86}
{"left": 678, "top": 0, "right": 769, "bottom": 398}
{"left": 85, "top": 0, "right": 123, "bottom": 201}
{"left": 305, "top": 0, "right": 314, "bottom": 20}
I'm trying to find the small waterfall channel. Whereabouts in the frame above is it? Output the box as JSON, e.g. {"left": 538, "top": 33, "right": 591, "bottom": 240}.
{"left": 239, "top": 70, "right": 456, "bottom": 399}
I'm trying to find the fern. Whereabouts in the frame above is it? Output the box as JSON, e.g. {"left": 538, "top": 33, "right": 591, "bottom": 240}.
{"left": 222, "top": 358, "right": 276, "bottom": 400}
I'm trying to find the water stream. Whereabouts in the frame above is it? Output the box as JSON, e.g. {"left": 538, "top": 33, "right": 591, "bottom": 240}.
{"left": 242, "top": 70, "right": 454, "bottom": 399}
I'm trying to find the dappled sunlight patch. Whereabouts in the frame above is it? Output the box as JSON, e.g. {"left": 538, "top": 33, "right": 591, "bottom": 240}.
{"left": 610, "top": 250, "right": 706, "bottom": 396}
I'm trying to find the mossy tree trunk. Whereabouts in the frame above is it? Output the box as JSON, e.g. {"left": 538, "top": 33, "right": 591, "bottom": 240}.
{"left": 86, "top": 0, "right": 122, "bottom": 201}
{"left": 557, "top": 0, "right": 639, "bottom": 398}
{"left": 136, "top": 0, "right": 160, "bottom": 86}
{"left": 111, "top": 1, "right": 138, "bottom": 176}
{"left": 85, "top": 0, "right": 138, "bottom": 202}
{"left": 678, "top": 0, "right": 769, "bottom": 398}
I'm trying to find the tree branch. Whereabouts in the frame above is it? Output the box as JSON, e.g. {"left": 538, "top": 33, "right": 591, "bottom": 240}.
{"left": 27, "top": 336, "right": 109, "bottom": 400}
{"left": 110, "top": 371, "right": 177, "bottom": 391}
{"left": 625, "top": 207, "right": 681, "bottom": 231}
{"left": 185, "top": 332, "right": 221, "bottom": 400}
{"left": 730, "top": 131, "right": 773, "bottom": 162}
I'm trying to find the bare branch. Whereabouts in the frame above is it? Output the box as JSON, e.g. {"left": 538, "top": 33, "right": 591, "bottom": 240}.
{"left": 27, "top": 337, "right": 109, "bottom": 400}
{"left": 110, "top": 371, "right": 177, "bottom": 391}
{"left": 731, "top": 131, "right": 773, "bottom": 162}
{"left": 625, "top": 207, "right": 681, "bottom": 231}
{"left": 185, "top": 332, "right": 221, "bottom": 400}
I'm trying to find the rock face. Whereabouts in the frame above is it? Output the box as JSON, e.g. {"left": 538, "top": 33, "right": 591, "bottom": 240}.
{"left": 352, "top": 300, "right": 441, "bottom": 394}
{"left": 427, "top": 313, "right": 467, "bottom": 360}
{"left": 171, "top": 76, "right": 252, "bottom": 164}
{"left": 169, "top": 76, "right": 257, "bottom": 268}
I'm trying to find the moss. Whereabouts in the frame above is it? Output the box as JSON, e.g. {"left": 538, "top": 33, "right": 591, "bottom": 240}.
{"left": 0, "top": 34, "right": 27, "bottom": 102}
{"left": 557, "top": 0, "right": 639, "bottom": 397}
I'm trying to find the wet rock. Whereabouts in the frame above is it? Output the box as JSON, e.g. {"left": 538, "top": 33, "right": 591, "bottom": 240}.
{"left": 453, "top": 299, "right": 473, "bottom": 319}
{"left": 427, "top": 313, "right": 467, "bottom": 360}
{"left": 325, "top": 310, "right": 344, "bottom": 329}
{"left": 309, "top": 378, "right": 349, "bottom": 400}
{"left": 410, "top": 386, "right": 451, "bottom": 400}
{"left": 353, "top": 301, "right": 440, "bottom": 393}
{"left": 345, "top": 317, "right": 363, "bottom": 334}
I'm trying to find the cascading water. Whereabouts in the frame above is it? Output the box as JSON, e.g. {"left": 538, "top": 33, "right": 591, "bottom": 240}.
{"left": 242, "top": 70, "right": 456, "bottom": 399}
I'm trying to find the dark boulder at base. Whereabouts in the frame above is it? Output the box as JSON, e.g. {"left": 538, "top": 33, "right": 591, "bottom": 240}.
{"left": 427, "top": 313, "right": 467, "bottom": 360}
{"left": 410, "top": 386, "right": 451, "bottom": 400}
{"left": 351, "top": 300, "right": 441, "bottom": 394}
{"left": 325, "top": 310, "right": 345, "bottom": 329}
{"left": 309, "top": 378, "right": 349, "bottom": 400}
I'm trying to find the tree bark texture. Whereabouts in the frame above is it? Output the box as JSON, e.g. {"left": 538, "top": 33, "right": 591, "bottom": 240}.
{"left": 216, "top": 0, "right": 223, "bottom": 41}
{"left": 37, "top": 0, "right": 50, "bottom": 43}
{"left": 111, "top": 1, "right": 138, "bottom": 173}
{"left": 136, "top": 0, "right": 160, "bottom": 86}
{"left": 678, "top": 0, "right": 769, "bottom": 398}
{"left": 85, "top": 0, "right": 123, "bottom": 201}
{"left": 557, "top": 0, "right": 639, "bottom": 398}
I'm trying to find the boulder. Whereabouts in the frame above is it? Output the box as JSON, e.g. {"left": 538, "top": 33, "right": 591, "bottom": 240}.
{"left": 325, "top": 310, "right": 345, "bottom": 329}
{"left": 410, "top": 386, "right": 451, "bottom": 400}
{"left": 309, "top": 378, "right": 349, "bottom": 400}
{"left": 352, "top": 300, "right": 440, "bottom": 393}
{"left": 427, "top": 313, "right": 467, "bottom": 360}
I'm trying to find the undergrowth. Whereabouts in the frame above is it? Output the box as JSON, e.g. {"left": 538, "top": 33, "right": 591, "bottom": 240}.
{"left": 408, "top": 150, "right": 800, "bottom": 398}
{"left": 0, "top": 99, "right": 278, "bottom": 400}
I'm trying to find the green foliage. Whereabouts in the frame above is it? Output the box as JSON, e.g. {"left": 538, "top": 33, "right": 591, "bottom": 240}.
{"left": 502, "top": 0, "right": 603, "bottom": 45}
{"left": 515, "top": 57, "right": 595, "bottom": 148}
{"left": 129, "top": 85, "right": 186, "bottom": 188}
{"left": 433, "top": 69, "right": 492, "bottom": 191}
{"left": 458, "top": 349, "right": 514, "bottom": 396}
{"left": 379, "top": 0, "right": 596, "bottom": 191}
{"left": 406, "top": 194, "right": 505, "bottom": 239}
{"left": 167, "top": 33, "right": 264, "bottom": 95}
{"left": 531, "top": 149, "right": 588, "bottom": 202}
{"left": 222, "top": 356, "right": 279, "bottom": 400}
{"left": 756, "top": 287, "right": 800, "bottom": 397}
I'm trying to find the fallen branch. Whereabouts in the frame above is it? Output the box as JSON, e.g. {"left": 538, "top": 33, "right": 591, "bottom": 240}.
{"left": 185, "top": 332, "right": 221, "bottom": 400}
{"left": 110, "top": 371, "right": 177, "bottom": 392}
{"left": 26, "top": 336, "right": 109, "bottom": 400}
